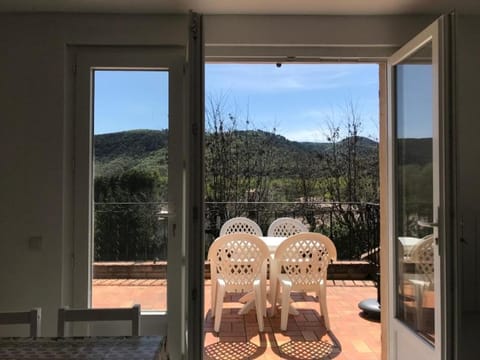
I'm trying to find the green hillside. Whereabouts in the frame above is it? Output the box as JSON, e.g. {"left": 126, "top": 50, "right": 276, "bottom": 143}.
{"left": 94, "top": 129, "right": 379, "bottom": 178}
{"left": 94, "top": 130, "right": 168, "bottom": 177}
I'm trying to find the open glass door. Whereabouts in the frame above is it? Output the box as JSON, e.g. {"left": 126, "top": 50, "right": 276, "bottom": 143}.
{"left": 387, "top": 16, "right": 449, "bottom": 360}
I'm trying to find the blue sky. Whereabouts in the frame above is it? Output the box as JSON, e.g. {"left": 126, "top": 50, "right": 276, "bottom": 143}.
{"left": 205, "top": 63, "right": 379, "bottom": 142}
{"left": 94, "top": 70, "right": 169, "bottom": 135}
{"left": 396, "top": 64, "right": 432, "bottom": 139}
{"left": 94, "top": 64, "right": 381, "bottom": 142}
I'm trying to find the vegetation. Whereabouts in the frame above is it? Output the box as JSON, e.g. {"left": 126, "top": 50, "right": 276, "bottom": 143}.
{"left": 92, "top": 100, "right": 431, "bottom": 262}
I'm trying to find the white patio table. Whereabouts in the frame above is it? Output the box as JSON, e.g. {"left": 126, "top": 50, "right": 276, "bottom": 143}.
{"left": 398, "top": 236, "right": 423, "bottom": 258}
{"left": 259, "top": 236, "right": 287, "bottom": 255}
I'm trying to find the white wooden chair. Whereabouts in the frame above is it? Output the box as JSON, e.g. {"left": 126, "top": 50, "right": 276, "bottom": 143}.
{"left": 271, "top": 232, "right": 337, "bottom": 331}
{"left": 57, "top": 304, "right": 140, "bottom": 337}
{"left": 0, "top": 308, "right": 41, "bottom": 337}
{"left": 219, "top": 217, "right": 263, "bottom": 236}
{"left": 267, "top": 217, "right": 308, "bottom": 237}
{"left": 208, "top": 233, "right": 270, "bottom": 332}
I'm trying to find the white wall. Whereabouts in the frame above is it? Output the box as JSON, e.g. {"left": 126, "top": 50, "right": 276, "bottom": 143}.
{"left": 0, "top": 13, "right": 434, "bottom": 338}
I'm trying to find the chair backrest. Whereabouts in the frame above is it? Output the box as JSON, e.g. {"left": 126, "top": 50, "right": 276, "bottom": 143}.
{"left": 274, "top": 232, "right": 337, "bottom": 286}
{"left": 411, "top": 234, "right": 435, "bottom": 283}
{"left": 267, "top": 217, "right": 308, "bottom": 237}
{"left": 208, "top": 233, "right": 270, "bottom": 292}
{"left": 0, "top": 308, "right": 41, "bottom": 337}
{"left": 57, "top": 304, "right": 140, "bottom": 337}
{"left": 219, "top": 217, "right": 263, "bottom": 236}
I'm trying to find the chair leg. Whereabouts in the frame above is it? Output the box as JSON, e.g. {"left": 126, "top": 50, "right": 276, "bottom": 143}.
{"left": 270, "top": 279, "right": 280, "bottom": 317}
{"left": 211, "top": 280, "right": 217, "bottom": 317}
{"left": 269, "top": 262, "right": 279, "bottom": 317}
{"left": 280, "top": 282, "right": 292, "bottom": 331}
{"left": 214, "top": 284, "right": 225, "bottom": 332}
{"left": 318, "top": 284, "right": 330, "bottom": 330}
{"left": 254, "top": 282, "right": 264, "bottom": 332}
{"left": 261, "top": 263, "right": 267, "bottom": 317}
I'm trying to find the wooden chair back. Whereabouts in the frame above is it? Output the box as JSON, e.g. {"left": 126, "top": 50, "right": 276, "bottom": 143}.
{"left": 57, "top": 304, "right": 140, "bottom": 337}
{"left": 0, "top": 308, "right": 41, "bottom": 337}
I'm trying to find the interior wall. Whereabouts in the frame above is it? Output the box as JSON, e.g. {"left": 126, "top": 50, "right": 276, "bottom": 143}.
{"left": 0, "top": 13, "right": 188, "bottom": 336}
{"left": 454, "top": 14, "right": 480, "bottom": 359}
{"left": 0, "top": 12, "right": 433, "bottom": 338}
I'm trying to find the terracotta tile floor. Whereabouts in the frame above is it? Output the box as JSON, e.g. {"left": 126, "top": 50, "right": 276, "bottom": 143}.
{"left": 93, "top": 279, "right": 381, "bottom": 359}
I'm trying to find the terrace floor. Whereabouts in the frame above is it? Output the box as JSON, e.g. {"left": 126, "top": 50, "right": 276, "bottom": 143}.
{"left": 93, "top": 279, "right": 381, "bottom": 360}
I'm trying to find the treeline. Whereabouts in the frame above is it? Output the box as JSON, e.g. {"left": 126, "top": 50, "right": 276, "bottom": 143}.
{"left": 203, "top": 99, "right": 380, "bottom": 258}
{"left": 94, "top": 170, "right": 168, "bottom": 261}
{"left": 93, "top": 127, "right": 380, "bottom": 261}
{"left": 93, "top": 125, "right": 433, "bottom": 262}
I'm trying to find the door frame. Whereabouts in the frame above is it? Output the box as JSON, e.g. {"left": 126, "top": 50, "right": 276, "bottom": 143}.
{"left": 71, "top": 46, "right": 187, "bottom": 344}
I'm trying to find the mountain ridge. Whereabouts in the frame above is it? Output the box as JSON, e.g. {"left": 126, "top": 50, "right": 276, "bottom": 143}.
{"left": 93, "top": 129, "right": 428, "bottom": 177}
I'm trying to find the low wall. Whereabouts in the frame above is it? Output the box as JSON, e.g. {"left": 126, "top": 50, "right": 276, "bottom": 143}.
{"left": 94, "top": 260, "right": 377, "bottom": 281}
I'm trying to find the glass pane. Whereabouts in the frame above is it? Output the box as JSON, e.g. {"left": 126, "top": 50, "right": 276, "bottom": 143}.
{"left": 92, "top": 70, "right": 169, "bottom": 311}
{"left": 394, "top": 42, "right": 435, "bottom": 343}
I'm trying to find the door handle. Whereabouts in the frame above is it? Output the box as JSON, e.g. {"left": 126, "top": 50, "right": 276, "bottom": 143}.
{"left": 417, "top": 220, "right": 439, "bottom": 228}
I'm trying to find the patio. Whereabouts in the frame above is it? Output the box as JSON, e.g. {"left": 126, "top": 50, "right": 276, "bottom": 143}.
{"left": 93, "top": 279, "right": 381, "bottom": 360}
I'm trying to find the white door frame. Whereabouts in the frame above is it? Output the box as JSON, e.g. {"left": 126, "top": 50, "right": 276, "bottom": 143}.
{"left": 71, "top": 46, "right": 187, "bottom": 349}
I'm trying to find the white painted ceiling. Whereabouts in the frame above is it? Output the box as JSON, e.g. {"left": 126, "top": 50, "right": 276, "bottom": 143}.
{"left": 0, "top": 0, "right": 476, "bottom": 15}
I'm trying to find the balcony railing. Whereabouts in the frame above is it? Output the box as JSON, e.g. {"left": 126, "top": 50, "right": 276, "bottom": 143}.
{"left": 94, "top": 201, "right": 380, "bottom": 264}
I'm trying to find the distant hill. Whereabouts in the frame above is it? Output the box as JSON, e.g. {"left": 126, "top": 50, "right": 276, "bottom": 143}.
{"left": 93, "top": 129, "right": 433, "bottom": 178}
{"left": 94, "top": 130, "right": 169, "bottom": 177}
{"left": 95, "top": 129, "right": 168, "bottom": 161}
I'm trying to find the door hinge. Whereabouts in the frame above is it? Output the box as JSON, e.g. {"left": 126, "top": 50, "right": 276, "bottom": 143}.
{"left": 183, "top": 62, "right": 188, "bottom": 75}
{"left": 73, "top": 62, "right": 77, "bottom": 75}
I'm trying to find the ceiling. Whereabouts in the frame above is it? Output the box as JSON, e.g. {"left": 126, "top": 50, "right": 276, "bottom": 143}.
{"left": 0, "top": 0, "right": 474, "bottom": 15}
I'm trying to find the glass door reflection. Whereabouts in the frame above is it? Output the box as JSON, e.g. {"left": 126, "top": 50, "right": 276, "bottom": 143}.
{"left": 394, "top": 41, "right": 436, "bottom": 343}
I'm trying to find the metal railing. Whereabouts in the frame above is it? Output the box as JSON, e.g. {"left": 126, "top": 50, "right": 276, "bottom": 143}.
{"left": 94, "top": 201, "right": 380, "bottom": 263}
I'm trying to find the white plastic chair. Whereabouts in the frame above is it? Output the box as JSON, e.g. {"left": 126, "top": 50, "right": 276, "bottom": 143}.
{"left": 0, "top": 308, "right": 41, "bottom": 337}
{"left": 409, "top": 234, "right": 434, "bottom": 331}
{"left": 57, "top": 304, "right": 140, "bottom": 337}
{"left": 208, "top": 233, "right": 270, "bottom": 332}
{"left": 219, "top": 217, "right": 263, "bottom": 236}
{"left": 271, "top": 232, "right": 337, "bottom": 331}
{"left": 267, "top": 217, "right": 308, "bottom": 237}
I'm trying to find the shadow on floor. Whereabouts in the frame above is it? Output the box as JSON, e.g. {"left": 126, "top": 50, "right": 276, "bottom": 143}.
{"left": 205, "top": 303, "right": 342, "bottom": 359}
{"left": 204, "top": 339, "right": 265, "bottom": 360}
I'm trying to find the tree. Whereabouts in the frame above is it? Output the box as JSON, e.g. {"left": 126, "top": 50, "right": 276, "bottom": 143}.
{"left": 317, "top": 100, "right": 379, "bottom": 259}
{"left": 322, "top": 99, "right": 379, "bottom": 203}
{"left": 204, "top": 94, "right": 277, "bottom": 243}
